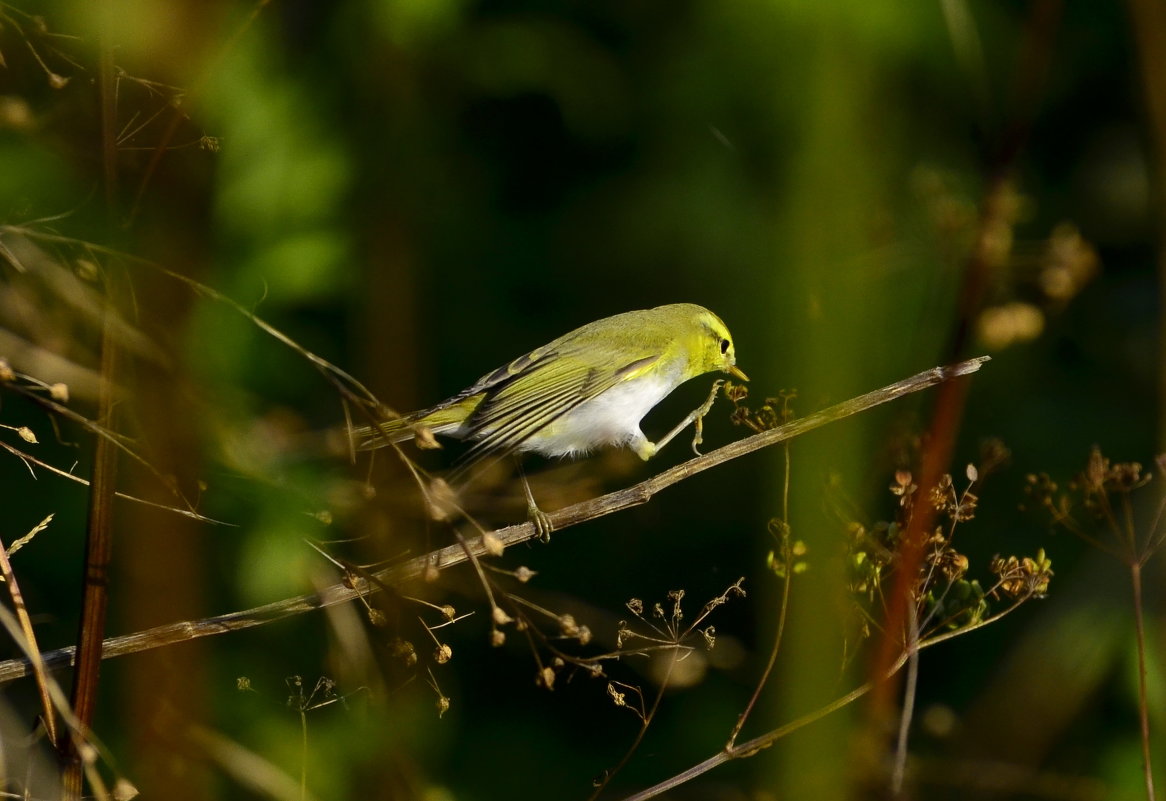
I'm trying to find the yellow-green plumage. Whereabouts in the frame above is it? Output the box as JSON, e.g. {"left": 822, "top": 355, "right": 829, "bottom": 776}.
{"left": 358, "top": 303, "right": 746, "bottom": 466}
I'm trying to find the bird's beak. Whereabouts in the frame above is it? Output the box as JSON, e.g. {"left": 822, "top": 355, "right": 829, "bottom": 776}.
{"left": 728, "top": 365, "right": 749, "bottom": 382}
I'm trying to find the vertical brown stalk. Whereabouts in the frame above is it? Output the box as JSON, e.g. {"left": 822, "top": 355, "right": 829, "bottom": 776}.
{"left": 60, "top": 8, "right": 121, "bottom": 799}
{"left": 869, "top": 0, "right": 1062, "bottom": 745}
{"left": 1121, "top": 3, "right": 1166, "bottom": 796}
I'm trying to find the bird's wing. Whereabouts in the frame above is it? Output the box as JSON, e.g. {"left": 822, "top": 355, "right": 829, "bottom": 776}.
{"left": 455, "top": 342, "right": 662, "bottom": 466}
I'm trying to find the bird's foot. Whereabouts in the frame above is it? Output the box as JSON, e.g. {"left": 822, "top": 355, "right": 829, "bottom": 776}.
{"left": 528, "top": 501, "right": 554, "bottom": 543}
{"left": 690, "top": 379, "right": 724, "bottom": 455}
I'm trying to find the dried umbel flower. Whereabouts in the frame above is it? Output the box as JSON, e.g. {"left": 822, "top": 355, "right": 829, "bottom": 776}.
{"left": 891, "top": 470, "right": 918, "bottom": 507}
{"left": 727, "top": 386, "right": 795, "bottom": 433}
{"left": 606, "top": 683, "right": 626, "bottom": 707}
{"left": 558, "top": 614, "right": 580, "bottom": 639}
{"left": 928, "top": 548, "right": 970, "bottom": 582}
{"left": 990, "top": 549, "right": 1054, "bottom": 599}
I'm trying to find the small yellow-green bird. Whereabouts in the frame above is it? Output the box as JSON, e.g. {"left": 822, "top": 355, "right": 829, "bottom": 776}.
{"left": 357, "top": 303, "right": 747, "bottom": 535}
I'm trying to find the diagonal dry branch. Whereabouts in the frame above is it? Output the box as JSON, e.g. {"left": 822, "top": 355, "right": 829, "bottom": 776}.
{"left": 0, "top": 356, "right": 988, "bottom": 685}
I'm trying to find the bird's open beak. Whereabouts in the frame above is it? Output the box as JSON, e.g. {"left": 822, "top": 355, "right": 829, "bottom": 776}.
{"left": 728, "top": 365, "right": 749, "bottom": 381}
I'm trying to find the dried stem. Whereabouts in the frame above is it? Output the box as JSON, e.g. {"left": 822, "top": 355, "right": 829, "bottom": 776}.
{"left": 0, "top": 524, "right": 59, "bottom": 744}
{"left": 0, "top": 439, "right": 225, "bottom": 524}
{"left": 62, "top": 11, "right": 121, "bottom": 796}
{"left": 727, "top": 432, "right": 793, "bottom": 747}
{"left": 0, "top": 357, "right": 988, "bottom": 685}
{"left": 587, "top": 647, "right": 681, "bottom": 801}
{"left": 615, "top": 592, "right": 1037, "bottom": 801}
{"left": 891, "top": 605, "right": 920, "bottom": 795}
{"left": 1130, "top": 561, "right": 1157, "bottom": 801}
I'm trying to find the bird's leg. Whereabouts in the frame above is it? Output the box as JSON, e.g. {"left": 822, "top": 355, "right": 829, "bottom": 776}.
{"left": 515, "top": 457, "right": 554, "bottom": 542}
{"left": 639, "top": 379, "right": 725, "bottom": 460}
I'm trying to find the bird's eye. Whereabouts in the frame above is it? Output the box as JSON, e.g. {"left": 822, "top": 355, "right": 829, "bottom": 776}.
{"left": 720, "top": 338, "right": 730, "bottom": 354}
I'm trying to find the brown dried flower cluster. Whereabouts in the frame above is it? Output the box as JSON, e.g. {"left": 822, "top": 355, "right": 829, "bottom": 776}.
{"left": 846, "top": 454, "right": 1052, "bottom": 644}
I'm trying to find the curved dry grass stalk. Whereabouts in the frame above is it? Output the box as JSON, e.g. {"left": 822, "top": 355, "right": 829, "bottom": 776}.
{"left": 0, "top": 439, "right": 227, "bottom": 523}
{"left": 0, "top": 356, "right": 988, "bottom": 685}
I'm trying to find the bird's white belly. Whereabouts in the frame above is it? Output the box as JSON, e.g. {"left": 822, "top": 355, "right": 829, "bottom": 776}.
{"left": 523, "top": 372, "right": 681, "bottom": 458}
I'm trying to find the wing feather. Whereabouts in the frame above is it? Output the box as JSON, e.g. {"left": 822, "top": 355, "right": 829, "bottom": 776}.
{"left": 458, "top": 383, "right": 587, "bottom": 468}
{"left": 454, "top": 350, "right": 660, "bottom": 469}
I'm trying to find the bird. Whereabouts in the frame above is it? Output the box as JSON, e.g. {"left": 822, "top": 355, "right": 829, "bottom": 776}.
{"left": 356, "top": 303, "right": 747, "bottom": 538}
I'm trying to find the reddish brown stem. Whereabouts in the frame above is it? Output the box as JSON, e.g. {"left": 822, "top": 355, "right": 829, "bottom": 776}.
{"left": 61, "top": 12, "right": 121, "bottom": 799}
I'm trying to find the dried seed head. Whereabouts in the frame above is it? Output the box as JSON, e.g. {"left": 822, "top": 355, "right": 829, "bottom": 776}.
{"left": 701, "top": 626, "right": 716, "bottom": 650}
{"left": 606, "top": 683, "right": 626, "bottom": 707}
{"left": 426, "top": 479, "right": 457, "bottom": 522}
{"left": 558, "top": 614, "right": 579, "bottom": 638}
{"left": 482, "top": 532, "right": 505, "bottom": 557}
{"left": 112, "top": 777, "right": 140, "bottom": 801}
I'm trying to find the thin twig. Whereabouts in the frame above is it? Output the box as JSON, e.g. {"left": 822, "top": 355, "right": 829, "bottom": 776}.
{"left": 727, "top": 423, "right": 794, "bottom": 747}
{"left": 0, "top": 225, "right": 383, "bottom": 412}
{"left": 1130, "top": 561, "right": 1157, "bottom": 801}
{"left": 0, "top": 520, "right": 59, "bottom": 744}
{"left": 125, "top": 0, "right": 274, "bottom": 227}
{"left": 0, "top": 440, "right": 228, "bottom": 524}
{"left": 616, "top": 593, "right": 1037, "bottom": 801}
{"left": 5, "top": 372, "right": 197, "bottom": 511}
{"left": 891, "top": 604, "right": 920, "bottom": 795}
{"left": 587, "top": 647, "right": 682, "bottom": 801}
{"left": 0, "top": 357, "right": 989, "bottom": 685}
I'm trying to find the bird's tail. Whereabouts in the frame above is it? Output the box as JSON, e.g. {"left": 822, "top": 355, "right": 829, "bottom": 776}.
{"left": 354, "top": 402, "right": 473, "bottom": 451}
{"left": 354, "top": 416, "right": 416, "bottom": 450}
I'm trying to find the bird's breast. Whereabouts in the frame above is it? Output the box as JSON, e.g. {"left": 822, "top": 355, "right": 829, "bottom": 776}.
{"left": 521, "top": 367, "right": 683, "bottom": 458}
